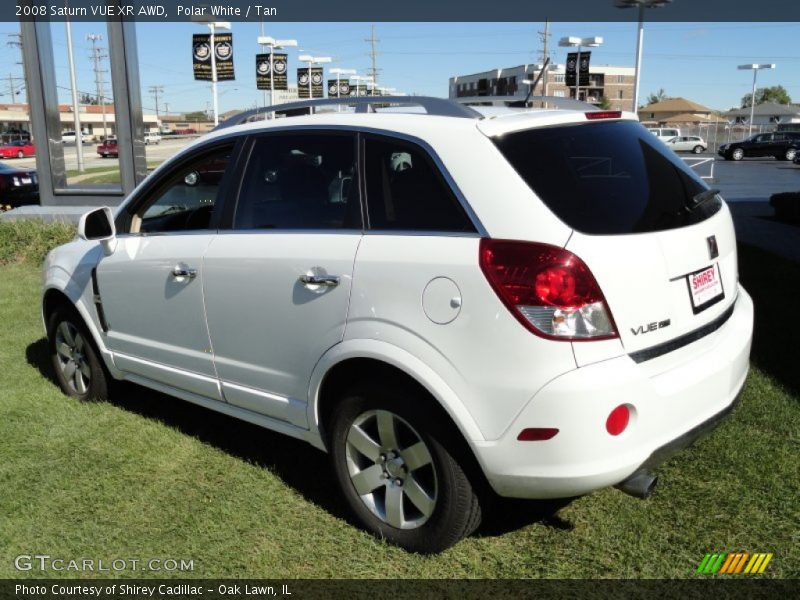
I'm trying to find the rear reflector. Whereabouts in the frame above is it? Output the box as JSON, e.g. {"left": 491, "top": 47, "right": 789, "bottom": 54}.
{"left": 606, "top": 405, "right": 631, "bottom": 436}
{"left": 586, "top": 111, "right": 622, "bottom": 120}
{"left": 517, "top": 428, "right": 559, "bottom": 441}
{"left": 479, "top": 239, "right": 618, "bottom": 341}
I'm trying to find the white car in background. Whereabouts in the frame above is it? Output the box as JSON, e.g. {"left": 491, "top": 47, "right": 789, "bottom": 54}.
{"left": 144, "top": 131, "right": 162, "bottom": 145}
{"left": 665, "top": 135, "right": 708, "bottom": 154}
{"left": 41, "top": 98, "right": 753, "bottom": 553}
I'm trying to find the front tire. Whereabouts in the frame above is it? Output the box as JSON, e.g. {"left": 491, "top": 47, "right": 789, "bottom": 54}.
{"left": 17, "top": 151, "right": 23, "bottom": 158}
{"left": 329, "top": 383, "right": 481, "bottom": 553}
{"left": 48, "top": 306, "right": 110, "bottom": 401}
{"left": 731, "top": 148, "right": 744, "bottom": 161}
{"left": 785, "top": 148, "right": 797, "bottom": 161}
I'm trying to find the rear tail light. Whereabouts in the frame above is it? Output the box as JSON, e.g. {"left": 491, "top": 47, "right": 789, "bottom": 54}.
{"left": 479, "top": 239, "right": 618, "bottom": 341}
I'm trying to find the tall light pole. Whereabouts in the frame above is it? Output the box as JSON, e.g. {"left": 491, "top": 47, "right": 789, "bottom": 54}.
{"left": 299, "top": 54, "right": 331, "bottom": 110}
{"left": 738, "top": 63, "right": 776, "bottom": 136}
{"left": 257, "top": 35, "right": 297, "bottom": 113}
{"left": 86, "top": 33, "right": 109, "bottom": 138}
{"left": 615, "top": 0, "right": 673, "bottom": 113}
{"left": 65, "top": 8, "right": 84, "bottom": 172}
{"left": 558, "top": 36, "right": 603, "bottom": 104}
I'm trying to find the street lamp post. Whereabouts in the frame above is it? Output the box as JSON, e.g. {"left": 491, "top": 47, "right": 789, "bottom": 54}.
{"left": 299, "top": 54, "right": 332, "bottom": 111}
{"left": 615, "top": 0, "right": 673, "bottom": 114}
{"left": 257, "top": 35, "right": 298, "bottom": 114}
{"left": 738, "top": 63, "right": 776, "bottom": 136}
{"left": 558, "top": 36, "right": 603, "bottom": 104}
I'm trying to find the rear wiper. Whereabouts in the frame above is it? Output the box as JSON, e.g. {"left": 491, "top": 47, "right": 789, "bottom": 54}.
{"left": 686, "top": 188, "right": 720, "bottom": 212}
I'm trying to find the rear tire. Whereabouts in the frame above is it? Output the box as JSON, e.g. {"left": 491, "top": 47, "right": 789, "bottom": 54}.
{"left": 17, "top": 151, "right": 23, "bottom": 159}
{"left": 693, "top": 145, "right": 704, "bottom": 154}
{"left": 47, "top": 305, "right": 110, "bottom": 402}
{"left": 785, "top": 148, "right": 797, "bottom": 161}
{"left": 329, "top": 382, "right": 481, "bottom": 554}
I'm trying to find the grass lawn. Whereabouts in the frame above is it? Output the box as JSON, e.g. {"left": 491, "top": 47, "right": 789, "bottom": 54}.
{"left": 65, "top": 161, "right": 164, "bottom": 185}
{"left": 0, "top": 244, "right": 797, "bottom": 579}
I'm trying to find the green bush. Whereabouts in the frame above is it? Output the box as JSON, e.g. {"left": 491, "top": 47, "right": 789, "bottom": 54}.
{"left": 770, "top": 191, "right": 800, "bottom": 223}
{"left": 0, "top": 219, "right": 76, "bottom": 265}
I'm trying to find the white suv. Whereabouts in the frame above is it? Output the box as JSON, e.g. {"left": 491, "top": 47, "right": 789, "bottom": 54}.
{"left": 42, "top": 98, "right": 753, "bottom": 553}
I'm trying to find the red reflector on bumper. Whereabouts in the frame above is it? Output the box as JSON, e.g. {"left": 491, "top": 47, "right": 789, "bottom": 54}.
{"left": 606, "top": 405, "right": 631, "bottom": 436}
{"left": 517, "top": 428, "right": 559, "bottom": 441}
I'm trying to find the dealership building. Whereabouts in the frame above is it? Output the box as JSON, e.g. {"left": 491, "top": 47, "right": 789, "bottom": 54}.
{"left": 449, "top": 63, "right": 636, "bottom": 111}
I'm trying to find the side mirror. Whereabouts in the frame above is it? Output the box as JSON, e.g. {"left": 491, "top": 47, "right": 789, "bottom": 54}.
{"left": 78, "top": 206, "right": 117, "bottom": 256}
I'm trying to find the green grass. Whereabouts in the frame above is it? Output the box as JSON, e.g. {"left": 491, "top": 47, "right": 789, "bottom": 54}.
{"left": 66, "top": 161, "right": 164, "bottom": 183}
{"left": 0, "top": 244, "right": 797, "bottom": 579}
{"left": 0, "top": 220, "right": 76, "bottom": 266}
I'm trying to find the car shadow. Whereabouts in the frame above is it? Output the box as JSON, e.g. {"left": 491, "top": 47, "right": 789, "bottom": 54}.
{"left": 25, "top": 337, "right": 570, "bottom": 541}
{"left": 737, "top": 243, "right": 800, "bottom": 398}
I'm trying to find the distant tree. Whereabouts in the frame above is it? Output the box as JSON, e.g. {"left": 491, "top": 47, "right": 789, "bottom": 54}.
{"left": 598, "top": 96, "right": 612, "bottom": 110}
{"left": 79, "top": 93, "right": 98, "bottom": 105}
{"left": 184, "top": 111, "right": 207, "bottom": 122}
{"left": 646, "top": 88, "right": 668, "bottom": 105}
{"left": 741, "top": 85, "right": 791, "bottom": 108}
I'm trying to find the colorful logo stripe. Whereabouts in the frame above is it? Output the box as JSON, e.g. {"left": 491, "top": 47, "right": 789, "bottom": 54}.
{"left": 697, "top": 553, "right": 773, "bottom": 574}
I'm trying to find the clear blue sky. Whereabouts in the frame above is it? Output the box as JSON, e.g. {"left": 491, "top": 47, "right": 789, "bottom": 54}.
{"left": 1, "top": 21, "right": 798, "bottom": 115}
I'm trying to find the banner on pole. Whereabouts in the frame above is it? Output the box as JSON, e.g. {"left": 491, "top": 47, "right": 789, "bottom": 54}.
{"left": 298, "top": 67, "right": 324, "bottom": 98}
{"left": 193, "top": 33, "right": 235, "bottom": 81}
{"left": 256, "top": 52, "right": 287, "bottom": 90}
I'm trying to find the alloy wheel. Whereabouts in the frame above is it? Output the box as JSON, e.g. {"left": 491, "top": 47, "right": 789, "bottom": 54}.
{"left": 54, "top": 321, "right": 91, "bottom": 395}
{"left": 345, "top": 409, "right": 438, "bottom": 530}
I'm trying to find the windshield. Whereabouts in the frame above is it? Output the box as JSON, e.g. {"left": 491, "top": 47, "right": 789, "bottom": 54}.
{"left": 493, "top": 120, "right": 721, "bottom": 235}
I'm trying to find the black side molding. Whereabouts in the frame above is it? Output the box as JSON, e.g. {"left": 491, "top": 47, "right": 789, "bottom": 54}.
{"left": 629, "top": 300, "right": 736, "bottom": 364}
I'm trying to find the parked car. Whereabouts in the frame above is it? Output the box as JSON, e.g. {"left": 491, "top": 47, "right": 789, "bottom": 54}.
{"left": 0, "top": 162, "right": 38, "bottom": 207}
{"left": 794, "top": 152, "right": 800, "bottom": 166}
{"left": 144, "top": 131, "right": 162, "bottom": 145}
{"left": 43, "top": 98, "right": 753, "bottom": 554}
{"left": 97, "top": 138, "right": 119, "bottom": 158}
{"left": 0, "top": 140, "right": 35, "bottom": 159}
{"left": 174, "top": 127, "right": 197, "bottom": 135}
{"left": 646, "top": 127, "right": 681, "bottom": 140}
{"left": 718, "top": 131, "right": 800, "bottom": 161}
{"left": 61, "top": 131, "right": 90, "bottom": 145}
{"left": 664, "top": 135, "right": 707, "bottom": 154}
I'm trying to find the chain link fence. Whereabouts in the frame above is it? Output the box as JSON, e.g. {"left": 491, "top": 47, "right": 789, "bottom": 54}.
{"left": 665, "top": 123, "right": 777, "bottom": 154}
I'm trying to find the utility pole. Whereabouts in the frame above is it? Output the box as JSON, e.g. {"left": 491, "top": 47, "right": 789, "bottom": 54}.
{"left": 86, "top": 33, "right": 109, "bottom": 139}
{"left": 538, "top": 20, "right": 551, "bottom": 101}
{"left": 66, "top": 9, "right": 85, "bottom": 172}
{"left": 6, "top": 32, "right": 26, "bottom": 104}
{"left": 365, "top": 25, "right": 380, "bottom": 87}
{"left": 5, "top": 75, "right": 24, "bottom": 103}
{"left": 148, "top": 85, "right": 164, "bottom": 127}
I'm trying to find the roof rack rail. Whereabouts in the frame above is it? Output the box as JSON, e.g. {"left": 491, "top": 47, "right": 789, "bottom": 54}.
{"left": 213, "top": 96, "right": 482, "bottom": 131}
{"left": 455, "top": 95, "right": 600, "bottom": 111}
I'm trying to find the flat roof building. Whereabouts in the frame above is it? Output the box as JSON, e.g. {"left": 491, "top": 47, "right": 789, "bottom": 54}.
{"left": 449, "top": 63, "right": 635, "bottom": 111}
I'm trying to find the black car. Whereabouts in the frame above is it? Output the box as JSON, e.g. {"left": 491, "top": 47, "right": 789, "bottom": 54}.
{"left": 718, "top": 131, "right": 800, "bottom": 161}
{"left": 0, "top": 162, "right": 39, "bottom": 208}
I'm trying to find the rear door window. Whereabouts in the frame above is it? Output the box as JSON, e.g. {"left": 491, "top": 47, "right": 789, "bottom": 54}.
{"left": 363, "top": 135, "right": 475, "bottom": 232}
{"left": 493, "top": 120, "right": 720, "bottom": 235}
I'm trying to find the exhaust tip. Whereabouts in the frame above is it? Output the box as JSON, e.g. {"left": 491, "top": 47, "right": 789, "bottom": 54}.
{"left": 615, "top": 470, "right": 658, "bottom": 500}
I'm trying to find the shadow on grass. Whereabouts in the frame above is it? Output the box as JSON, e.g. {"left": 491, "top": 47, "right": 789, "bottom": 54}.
{"left": 737, "top": 243, "right": 800, "bottom": 398}
{"left": 25, "top": 337, "right": 568, "bottom": 541}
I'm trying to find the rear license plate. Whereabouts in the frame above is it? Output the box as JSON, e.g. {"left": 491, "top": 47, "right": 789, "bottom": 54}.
{"left": 20, "top": 177, "right": 31, "bottom": 185}
{"left": 687, "top": 263, "right": 724, "bottom": 313}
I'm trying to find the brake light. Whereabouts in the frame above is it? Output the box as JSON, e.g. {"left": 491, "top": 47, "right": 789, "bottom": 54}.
{"left": 586, "top": 111, "right": 622, "bottom": 120}
{"left": 479, "top": 239, "right": 618, "bottom": 340}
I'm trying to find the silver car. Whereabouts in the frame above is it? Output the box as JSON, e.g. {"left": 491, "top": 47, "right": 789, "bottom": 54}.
{"left": 665, "top": 135, "right": 707, "bottom": 154}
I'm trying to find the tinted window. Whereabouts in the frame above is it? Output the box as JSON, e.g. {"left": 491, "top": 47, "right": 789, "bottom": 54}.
{"left": 363, "top": 136, "right": 474, "bottom": 232}
{"left": 234, "top": 133, "right": 359, "bottom": 230}
{"left": 493, "top": 120, "right": 719, "bottom": 235}
{"left": 138, "top": 146, "right": 232, "bottom": 234}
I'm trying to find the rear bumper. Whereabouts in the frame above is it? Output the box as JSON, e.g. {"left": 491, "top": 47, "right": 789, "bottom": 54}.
{"left": 474, "top": 286, "right": 753, "bottom": 499}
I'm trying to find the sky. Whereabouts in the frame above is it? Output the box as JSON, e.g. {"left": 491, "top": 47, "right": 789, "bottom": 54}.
{"left": 0, "top": 21, "right": 798, "bottom": 116}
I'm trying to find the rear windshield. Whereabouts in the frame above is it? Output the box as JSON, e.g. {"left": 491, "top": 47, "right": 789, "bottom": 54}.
{"left": 493, "top": 120, "right": 721, "bottom": 235}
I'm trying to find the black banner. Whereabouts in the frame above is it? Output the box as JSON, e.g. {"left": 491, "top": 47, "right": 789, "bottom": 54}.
{"left": 349, "top": 84, "right": 370, "bottom": 97}
{"left": 256, "top": 52, "right": 288, "bottom": 91}
{"left": 297, "top": 67, "right": 324, "bottom": 99}
{"left": 192, "top": 33, "right": 235, "bottom": 82}
{"left": 327, "top": 79, "right": 351, "bottom": 98}
{"left": 565, "top": 51, "right": 590, "bottom": 88}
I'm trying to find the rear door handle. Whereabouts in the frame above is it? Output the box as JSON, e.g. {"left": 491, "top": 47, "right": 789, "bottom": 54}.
{"left": 299, "top": 274, "right": 340, "bottom": 287}
{"left": 171, "top": 266, "right": 197, "bottom": 279}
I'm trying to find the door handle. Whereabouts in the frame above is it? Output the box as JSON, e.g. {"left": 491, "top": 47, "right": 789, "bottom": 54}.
{"left": 299, "top": 274, "right": 340, "bottom": 287}
{"left": 171, "top": 266, "right": 197, "bottom": 279}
